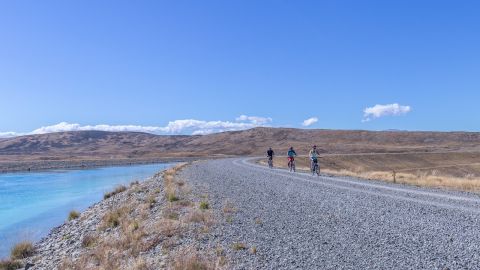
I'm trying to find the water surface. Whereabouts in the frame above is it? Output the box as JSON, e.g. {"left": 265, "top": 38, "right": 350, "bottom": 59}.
{"left": 0, "top": 163, "right": 172, "bottom": 258}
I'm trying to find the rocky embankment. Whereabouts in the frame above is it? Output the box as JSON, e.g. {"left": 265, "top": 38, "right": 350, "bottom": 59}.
{"left": 12, "top": 162, "right": 228, "bottom": 270}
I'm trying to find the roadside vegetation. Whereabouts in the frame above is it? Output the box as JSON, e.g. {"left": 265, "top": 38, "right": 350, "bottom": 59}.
{"left": 103, "top": 184, "right": 127, "bottom": 199}
{"left": 0, "top": 241, "right": 35, "bottom": 270}
{"left": 68, "top": 210, "right": 80, "bottom": 221}
{"left": 10, "top": 242, "right": 35, "bottom": 260}
{"left": 0, "top": 259, "right": 23, "bottom": 270}
{"left": 264, "top": 153, "right": 480, "bottom": 192}
{"left": 56, "top": 162, "right": 228, "bottom": 269}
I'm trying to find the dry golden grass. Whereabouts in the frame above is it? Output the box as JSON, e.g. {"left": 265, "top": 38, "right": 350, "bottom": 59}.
{"left": 132, "top": 257, "right": 151, "bottom": 270}
{"left": 61, "top": 162, "right": 227, "bottom": 270}
{"left": 222, "top": 200, "right": 236, "bottom": 214}
{"left": 171, "top": 247, "right": 215, "bottom": 270}
{"left": 81, "top": 234, "right": 97, "bottom": 248}
{"left": 232, "top": 242, "right": 247, "bottom": 251}
{"left": 163, "top": 163, "right": 188, "bottom": 203}
{"left": 104, "top": 185, "right": 127, "bottom": 199}
{"left": 264, "top": 153, "right": 480, "bottom": 192}
{"left": 0, "top": 259, "right": 23, "bottom": 270}
{"left": 101, "top": 206, "right": 131, "bottom": 229}
{"left": 186, "top": 209, "right": 214, "bottom": 226}
{"left": 10, "top": 241, "right": 35, "bottom": 259}
{"left": 156, "top": 219, "right": 182, "bottom": 238}
{"left": 68, "top": 210, "right": 80, "bottom": 221}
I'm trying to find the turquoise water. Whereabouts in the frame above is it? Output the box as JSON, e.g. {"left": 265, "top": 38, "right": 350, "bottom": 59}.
{"left": 0, "top": 163, "right": 172, "bottom": 258}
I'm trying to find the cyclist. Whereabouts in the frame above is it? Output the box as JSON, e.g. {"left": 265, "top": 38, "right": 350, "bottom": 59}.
{"left": 309, "top": 145, "right": 320, "bottom": 173}
{"left": 267, "top": 148, "right": 274, "bottom": 168}
{"left": 267, "top": 147, "right": 274, "bottom": 158}
{"left": 287, "top": 147, "right": 297, "bottom": 171}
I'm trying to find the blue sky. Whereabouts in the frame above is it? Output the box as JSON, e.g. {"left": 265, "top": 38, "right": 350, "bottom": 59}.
{"left": 0, "top": 0, "right": 479, "bottom": 136}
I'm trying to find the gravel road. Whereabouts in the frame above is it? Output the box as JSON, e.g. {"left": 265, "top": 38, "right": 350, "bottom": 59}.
{"left": 180, "top": 158, "right": 480, "bottom": 270}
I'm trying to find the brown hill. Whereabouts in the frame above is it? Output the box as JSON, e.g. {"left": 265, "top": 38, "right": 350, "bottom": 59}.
{"left": 1, "top": 128, "right": 480, "bottom": 162}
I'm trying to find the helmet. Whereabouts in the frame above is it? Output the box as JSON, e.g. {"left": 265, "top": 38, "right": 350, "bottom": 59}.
{"left": 289, "top": 146, "right": 293, "bottom": 150}
{"left": 313, "top": 145, "right": 317, "bottom": 148}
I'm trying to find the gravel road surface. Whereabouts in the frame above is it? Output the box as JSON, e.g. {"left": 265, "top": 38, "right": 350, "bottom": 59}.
{"left": 181, "top": 158, "right": 480, "bottom": 269}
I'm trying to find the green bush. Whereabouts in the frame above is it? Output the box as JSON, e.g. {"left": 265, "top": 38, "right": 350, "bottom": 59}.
{"left": 167, "top": 193, "right": 179, "bottom": 202}
{"left": 199, "top": 201, "right": 209, "bottom": 210}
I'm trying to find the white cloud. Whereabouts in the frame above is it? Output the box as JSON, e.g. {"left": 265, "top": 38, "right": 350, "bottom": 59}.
{"left": 302, "top": 117, "right": 318, "bottom": 127}
{"left": 362, "top": 103, "right": 411, "bottom": 122}
{"left": 0, "top": 132, "right": 20, "bottom": 138}
{"left": 0, "top": 115, "right": 273, "bottom": 138}
{"left": 235, "top": 115, "right": 272, "bottom": 125}
{"left": 30, "top": 122, "right": 165, "bottom": 135}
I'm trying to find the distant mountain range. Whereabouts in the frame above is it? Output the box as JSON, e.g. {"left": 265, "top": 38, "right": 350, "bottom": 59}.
{"left": 1, "top": 128, "right": 480, "bottom": 162}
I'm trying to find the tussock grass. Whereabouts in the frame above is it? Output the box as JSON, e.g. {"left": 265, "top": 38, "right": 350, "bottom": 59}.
{"left": 172, "top": 247, "right": 215, "bottom": 270}
{"left": 101, "top": 206, "right": 130, "bottom": 228}
{"left": 147, "top": 195, "right": 157, "bottom": 208}
{"left": 130, "top": 180, "right": 140, "bottom": 187}
{"left": 232, "top": 242, "right": 247, "bottom": 251}
{"left": 81, "top": 234, "right": 96, "bottom": 248}
{"left": 104, "top": 185, "right": 127, "bottom": 199}
{"left": 164, "top": 208, "right": 180, "bottom": 220}
{"left": 222, "top": 200, "right": 236, "bottom": 214}
{"left": 156, "top": 219, "right": 182, "bottom": 238}
{"left": 62, "top": 162, "right": 228, "bottom": 270}
{"left": 199, "top": 201, "right": 210, "bottom": 210}
{"left": 186, "top": 209, "right": 213, "bottom": 226}
{"left": 133, "top": 257, "right": 151, "bottom": 270}
{"left": 167, "top": 192, "right": 179, "bottom": 202}
{"left": 10, "top": 241, "right": 35, "bottom": 259}
{"left": 68, "top": 210, "right": 80, "bottom": 221}
{"left": 0, "top": 259, "right": 22, "bottom": 270}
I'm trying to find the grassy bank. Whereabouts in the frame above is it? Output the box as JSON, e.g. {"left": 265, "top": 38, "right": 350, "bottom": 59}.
{"left": 19, "top": 162, "right": 229, "bottom": 270}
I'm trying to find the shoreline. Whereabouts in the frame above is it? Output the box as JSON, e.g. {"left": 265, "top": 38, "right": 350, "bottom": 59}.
{"left": 0, "top": 162, "right": 176, "bottom": 259}
{"left": 13, "top": 161, "right": 228, "bottom": 269}
{"left": 0, "top": 157, "right": 203, "bottom": 174}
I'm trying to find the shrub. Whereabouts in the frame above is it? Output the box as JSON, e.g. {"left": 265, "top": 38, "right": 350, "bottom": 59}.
{"left": 0, "top": 259, "right": 23, "bottom": 270}
{"left": 176, "top": 180, "right": 185, "bottom": 187}
{"left": 167, "top": 192, "right": 179, "bottom": 202}
{"left": 11, "top": 241, "right": 35, "bottom": 259}
{"left": 102, "top": 208, "right": 129, "bottom": 228}
{"left": 222, "top": 201, "right": 236, "bottom": 214}
{"left": 81, "top": 234, "right": 96, "bottom": 248}
{"left": 147, "top": 195, "right": 156, "bottom": 208}
{"left": 104, "top": 185, "right": 127, "bottom": 199}
{"left": 232, "top": 242, "right": 246, "bottom": 251}
{"left": 199, "top": 201, "right": 209, "bottom": 210}
{"left": 68, "top": 210, "right": 80, "bottom": 221}
{"left": 172, "top": 248, "right": 213, "bottom": 270}
{"left": 130, "top": 180, "right": 139, "bottom": 187}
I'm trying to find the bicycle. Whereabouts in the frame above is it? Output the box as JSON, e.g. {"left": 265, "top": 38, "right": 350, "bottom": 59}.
{"left": 267, "top": 156, "right": 273, "bottom": 169}
{"left": 311, "top": 158, "right": 320, "bottom": 176}
{"left": 288, "top": 158, "right": 296, "bottom": 172}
